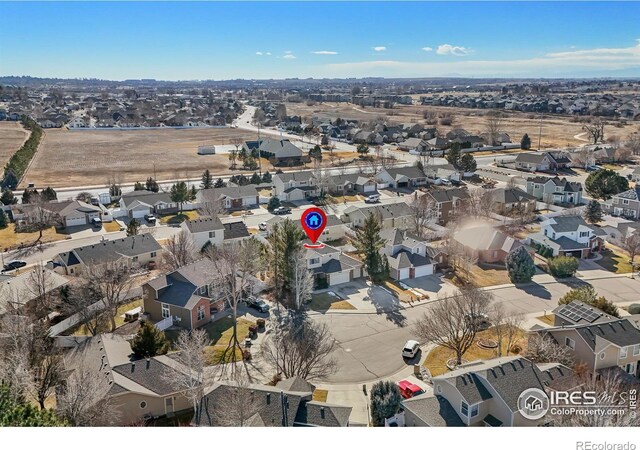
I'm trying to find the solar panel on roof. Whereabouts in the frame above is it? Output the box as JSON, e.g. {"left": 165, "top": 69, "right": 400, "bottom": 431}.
{"left": 557, "top": 302, "right": 602, "bottom": 323}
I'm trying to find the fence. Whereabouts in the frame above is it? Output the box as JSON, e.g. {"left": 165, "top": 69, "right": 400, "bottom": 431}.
{"left": 154, "top": 316, "right": 173, "bottom": 331}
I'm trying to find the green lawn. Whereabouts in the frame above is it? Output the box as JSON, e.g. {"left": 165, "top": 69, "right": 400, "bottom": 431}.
{"left": 308, "top": 293, "right": 355, "bottom": 312}
{"left": 159, "top": 211, "right": 199, "bottom": 224}
{"left": 597, "top": 246, "right": 634, "bottom": 274}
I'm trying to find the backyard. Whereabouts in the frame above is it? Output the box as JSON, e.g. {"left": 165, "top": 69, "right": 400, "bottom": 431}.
{"left": 423, "top": 328, "right": 527, "bottom": 377}
{"left": 70, "top": 299, "right": 143, "bottom": 336}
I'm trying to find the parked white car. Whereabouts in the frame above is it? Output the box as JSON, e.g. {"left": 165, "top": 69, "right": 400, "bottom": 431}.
{"left": 402, "top": 340, "right": 420, "bottom": 359}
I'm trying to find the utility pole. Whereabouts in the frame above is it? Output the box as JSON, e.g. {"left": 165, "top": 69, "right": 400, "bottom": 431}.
{"left": 257, "top": 124, "right": 263, "bottom": 177}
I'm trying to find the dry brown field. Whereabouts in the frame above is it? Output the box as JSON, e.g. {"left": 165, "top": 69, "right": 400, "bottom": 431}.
{"left": 288, "top": 102, "right": 640, "bottom": 149}
{"left": 21, "top": 127, "right": 260, "bottom": 188}
{"left": 0, "top": 121, "right": 28, "bottom": 168}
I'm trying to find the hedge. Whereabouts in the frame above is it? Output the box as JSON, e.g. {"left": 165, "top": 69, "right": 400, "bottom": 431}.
{"left": 2, "top": 116, "right": 43, "bottom": 189}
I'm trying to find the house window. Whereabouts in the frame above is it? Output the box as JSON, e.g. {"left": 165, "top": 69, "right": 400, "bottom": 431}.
{"left": 140, "top": 401, "right": 147, "bottom": 409}
{"left": 461, "top": 401, "right": 469, "bottom": 417}
{"left": 209, "top": 231, "right": 215, "bottom": 238}
{"left": 623, "top": 199, "right": 629, "bottom": 205}
{"left": 197, "top": 286, "right": 207, "bottom": 296}
{"left": 150, "top": 251, "right": 157, "bottom": 258}
{"left": 620, "top": 347, "right": 628, "bottom": 358}
{"left": 310, "top": 258, "right": 320, "bottom": 265}
{"left": 634, "top": 345, "right": 640, "bottom": 356}
{"left": 197, "top": 305, "right": 205, "bottom": 321}
{"left": 132, "top": 256, "right": 139, "bottom": 262}
{"left": 161, "top": 303, "right": 170, "bottom": 319}
{"left": 470, "top": 404, "right": 479, "bottom": 418}
{"left": 565, "top": 337, "right": 575, "bottom": 349}
{"left": 600, "top": 352, "right": 606, "bottom": 360}
{"left": 625, "top": 363, "right": 635, "bottom": 374}
{"left": 534, "top": 184, "right": 541, "bottom": 189}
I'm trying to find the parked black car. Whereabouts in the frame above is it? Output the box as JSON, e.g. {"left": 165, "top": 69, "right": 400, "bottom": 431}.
{"left": 245, "top": 296, "right": 270, "bottom": 313}
{"left": 2, "top": 260, "right": 27, "bottom": 272}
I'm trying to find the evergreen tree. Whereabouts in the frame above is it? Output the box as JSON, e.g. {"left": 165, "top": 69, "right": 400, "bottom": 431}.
{"left": 133, "top": 181, "right": 145, "bottom": 191}
{"left": 250, "top": 172, "right": 262, "bottom": 184}
{"left": 505, "top": 246, "right": 535, "bottom": 283}
{"left": 40, "top": 186, "right": 57, "bottom": 202}
{"left": 201, "top": 169, "right": 213, "bottom": 189}
{"left": 356, "top": 143, "right": 369, "bottom": 157}
{"left": 370, "top": 381, "right": 402, "bottom": 427}
{"left": 1, "top": 188, "right": 18, "bottom": 205}
{"left": 109, "top": 184, "right": 122, "bottom": 198}
{"left": 267, "top": 196, "right": 281, "bottom": 212}
{"left": 130, "top": 321, "right": 169, "bottom": 358}
{"left": 268, "top": 219, "right": 304, "bottom": 297}
{"left": 262, "top": 171, "right": 272, "bottom": 183}
{"left": 189, "top": 185, "right": 198, "bottom": 201}
{"left": 126, "top": 218, "right": 140, "bottom": 236}
{"left": 22, "top": 188, "right": 39, "bottom": 204}
{"left": 352, "top": 213, "right": 389, "bottom": 283}
{"left": 585, "top": 169, "right": 629, "bottom": 200}
{"left": 459, "top": 153, "right": 477, "bottom": 172}
{"left": 520, "top": 133, "right": 532, "bottom": 150}
{"left": 309, "top": 145, "right": 323, "bottom": 161}
{"left": 214, "top": 177, "right": 226, "bottom": 188}
{"left": 0, "top": 384, "right": 67, "bottom": 426}
{"left": 170, "top": 181, "right": 190, "bottom": 213}
{"left": 583, "top": 200, "right": 603, "bottom": 224}
{"left": 244, "top": 156, "right": 258, "bottom": 170}
{"left": 0, "top": 209, "right": 8, "bottom": 229}
{"left": 548, "top": 255, "right": 579, "bottom": 278}
{"left": 76, "top": 192, "right": 92, "bottom": 203}
{"left": 1, "top": 170, "right": 18, "bottom": 190}
{"left": 445, "top": 142, "right": 462, "bottom": 169}
{"left": 146, "top": 177, "right": 159, "bottom": 193}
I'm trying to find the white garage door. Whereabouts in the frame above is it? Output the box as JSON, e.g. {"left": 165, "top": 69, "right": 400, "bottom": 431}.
{"left": 329, "top": 270, "right": 350, "bottom": 286}
{"left": 65, "top": 216, "right": 87, "bottom": 227}
{"left": 363, "top": 184, "right": 376, "bottom": 193}
{"left": 287, "top": 190, "right": 305, "bottom": 202}
{"left": 131, "top": 208, "right": 148, "bottom": 219}
{"left": 397, "top": 268, "right": 410, "bottom": 280}
{"left": 414, "top": 264, "right": 434, "bottom": 278}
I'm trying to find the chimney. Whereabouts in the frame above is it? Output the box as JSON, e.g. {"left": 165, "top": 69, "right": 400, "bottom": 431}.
{"left": 146, "top": 358, "right": 150, "bottom": 369}
{"left": 320, "top": 407, "right": 325, "bottom": 420}
{"left": 131, "top": 362, "right": 136, "bottom": 373}
{"left": 266, "top": 393, "right": 271, "bottom": 405}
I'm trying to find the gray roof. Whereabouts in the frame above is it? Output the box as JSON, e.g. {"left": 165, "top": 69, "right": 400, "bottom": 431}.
{"left": 273, "top": 171, "right": 316, "bottom": 183}
{"left": 121, "top": 190, "right": 173, "bottom": 208}
{"left": 146, "top": 258, "right": 216, "bottom": 309}
{"left": 454, "top": 226, "right": 523, "bottom": 253}
{"left": 489, "top": 187, "right": 536, "bottom": 204}
{"left": 401, "top": 395, "right": 465, "bottom": 427}
{"left": 344, "top": 202, "right": 414, "bottom": 221}
{"left": 427, "top": 187, "right": 470, "bottom": 204}
{"left": 313, "top": 253, "right": 362, "bottom": 275}
{"left": 258, "top": 138, "right": 303, "bottom": 158}
{"left": 529, "top": 232, "right": 589, "bottom": 251}
{"left": 223, "top": 221, "right": 250, "bottom": 240}
{"left": 44, "top": 199, "right": 102, "bottom": 216}
{"left": 382, "top": 166, "right": 426, "bottom": 181}
{"left": 388, "top": 250, "right": 431, "bottom": 270}
{"left": 615, "top": 187, "right": 640, "bottom": 201}
{"left": 546, "top": 216, "right": 598, "bottom": 234}
{"left": 527, "top": 176, "right": 582, "bottom": 192}
{"left": 574, "top": 319, "right": 640, "bottom": 350}
{"left": 276, "top": 376, "right": 315, "bottom": 393}
{"left": 204, "top": 185, "right": 259, "bottom": 200}
{"left": 183, "top": 216, "right": 224, "bottom": 233}
{"left": 112, "top": 358, "right": 181, "bottom": 396}
{"left": 515, "top": 152, "right": 551, "bottom": 164}
{"left": 294, "top": 401, "right": 352, "bottom": 427}
{"left": 0, "top": 268, "right": 69, "bottom": 314}
{"left": 58, "top": 234, "right": 162, "bottom": 266}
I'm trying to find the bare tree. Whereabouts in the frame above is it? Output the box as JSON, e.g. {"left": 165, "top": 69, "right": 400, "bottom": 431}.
{"left": 525, "top": 334, "right": 574, "bottom": 367}
{"left": 625, "top": 134, "right": 640, "bottom": 156}
{"left": 61, "top": 282, "right": 108, "bottom": 336}
{"left": 489, "top": 304, "right": 523, "bottom": 357}
{"left": 0, "top": 312, "right": 36, "bottom": 401}
{"left": 22, "top": 196, "right": 61, "bottom": 243}
{"left": 484, "top": 112, "right": 504, "bottom": 146}
{"left": 205, "top": 238, "right": 263, "bottom": 373}
{"left": 261, "top": 315, "right": 337, "bottom": 380}
{"left": 620, "top": 232, "right": 640, "bottom": 269}
{"left": 165, "top": 229, "right": 197, "bottom": 270}
{"left": 166, "top": 328, "right": 210, "bottom": 424}
{"left": 26, "top": 262, "right": 55, "bottom": 316}
{"left": 290, "top": 250, "right": 313, "bottom": 310}
{"left": 465, "top": 188, "right": 494, "bottom": 218}
{"left": 212, "top": 372, "right": 262, "bottom": 426}
{"left": 583, "top": 118, "right": 605, "bottom": 144}
{"left": 198, "top": 189, "right": 226, "bottom": 218}
{"left": 409, "top": 193, "right": 437, "bottom": 238}
{"left": 56, "top": 358, "right": 119, "bottom": 426}
{"left": 414, "top": 286, "right": 492, "bottom": 366}
{"left": 83, "top": 261, "right": 134, "bottom": 332}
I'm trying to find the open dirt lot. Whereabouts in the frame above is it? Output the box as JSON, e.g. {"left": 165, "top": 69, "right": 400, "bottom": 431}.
{"left": 21, "top": 127, "right": 259, "bottom": 188}
{"left": 0, "top": 121, "right": 28, "bottom": 168}
{"left": 287, "top": 102, "right": 640, "bottom": 149}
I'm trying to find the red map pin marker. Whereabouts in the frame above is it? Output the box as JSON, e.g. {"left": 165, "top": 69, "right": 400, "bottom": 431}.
{"left": 301, "top": 207, "right": 327, "bottom": 249}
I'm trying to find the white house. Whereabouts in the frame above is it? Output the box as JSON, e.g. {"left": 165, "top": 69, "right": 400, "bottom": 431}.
{"left": 380, "top": 229, "right": 434, "bottom": 280}
{"left": 182, "top": 217, "right": 251, "bottom": 251}
{"left": 196, "top": 186, "right": 259, "bottom": 211}
{"left": 67, "top": 117, "right": 87, "bottom": 128}
{"left": 306, "top": 244, "right": 365, "bottom": 287}
{"left": 119, "top": 190, "right": 179, "bottom": 219}
{"left": 527, "top": 216, "right": 606, "bottom": 258}
{"left": 376, "top": 167, "right": 428, "bottom": 189}
{"left": 272, "top": 172, "right": 319, "bottom": 202}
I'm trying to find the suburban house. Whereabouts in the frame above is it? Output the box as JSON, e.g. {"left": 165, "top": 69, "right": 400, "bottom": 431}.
{"left": 527, "top": 216, "right": 606, "bottom": 258}
{"left": 53, "top": 234, "right": 163, "bottom": 275}
{"left": 630, "top": 166, "right": 640, "bottom": 183}
{"left": 180, "top": 216, "right": 251, "bottom": 250}
{"left": 398, "top": 138, "right": 428, "bottom": 153}
{"left": 423, "top": 188, "right": 471, "bottom": 225}
{"left": 266, "top": 214, "right": 346, "bottom": 243}
{"left": 64, "top": 334, "right": 191, "bottom": 425}
{"left": 327, "top": 173, "right": 377, "bottom": 195}
{"left": 142, "top": 258, "right": 228, "bottom": 330}
{"left": 0, "top": 268, "right": 68, "bottom": 315}
{"left": 535, "top": 318, "right": 640, "bottom": 377}
{"left": 377, "top": 166, "right": 428, "bottom": 189}
{"left": 41, "top": 200, "right": 103, "bottom": 228}
{"left": 515, "top": 152, "right": 567, "bottom": 173}
{"left": 452, "top": 226, "right": 531, "bottom": 264}
{"left": 272, "top": 172, "right": 319, "bottom": 201}
{"left": 403, "top": 356, "right": 573, "bottom": 427}
{"left": 380, "top": 229, "right": 434, "bottom": 280}
{"left": 306, "top": 244, "right": 365, "bottom": 287}
{"left": 488, "top": 188, "right": 537, "bottom": 215}
{"left": 526, "top": 176, "right": 583, "bottom": 205}
{"left": 258, "top": 138, "right": 305, "bottom": 165}
{"left": 342, "top": 202, "right": 414, "bottom": 230}
{"left": 196, "top": 186, "right": 259, "bottom": 211}
{"left": 551, "top": 301, "right": 617, "bottom": 327}
{"left": 196, "top": 376, "right": 352, "bottom": 427}
{"left": 119, "top": 190, "right": 179, "bottom": 219}
{"left": 604, "top": 187, "right": 640, "bottom": 219}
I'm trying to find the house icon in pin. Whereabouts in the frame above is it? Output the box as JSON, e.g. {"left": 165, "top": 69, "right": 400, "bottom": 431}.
{"left": 308, "top": 214, "right": 320, "bottom": 227}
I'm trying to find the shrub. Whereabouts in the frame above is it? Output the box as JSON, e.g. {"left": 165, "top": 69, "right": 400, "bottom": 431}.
{"left": 267, "top": 196, "right": 281, "bottom": 212}
{"left": 628, "top": 304, "right": 640, "bottom": 315}
{"left": 505, "top": 246, "right": 536, "bottom": 283}
{"left": 548, "top": 255, "right": 579, "bottom": 278}
{"left": 370, "top": 381, "right": 402, "bottom": 427}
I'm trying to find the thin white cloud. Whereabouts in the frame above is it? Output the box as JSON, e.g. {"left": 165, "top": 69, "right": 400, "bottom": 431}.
{"left": 283, "top": 54, "right": 296, "bottom": 60}
{"left": 372, "top": 46, "right": 386, "bottom": 52}
{"left": 313, "top": 50, "right": 338, "bottom": 55}
{"left": 284, "top": 50, "right": 293, "bottom": 54}
{"left": 322, "top": 40, "right": 640, "bottom": 77}
{"left": 255, "top": 52, "right": 263, "bottom": 56}
{"left": 266, "top": 52, "right": 271, "bottom": 56}
{"left": 421, "top": 47, "right": 433, "bottom": 52}
{"left": 437, "top": 44, "right": 472, "bottom": 56}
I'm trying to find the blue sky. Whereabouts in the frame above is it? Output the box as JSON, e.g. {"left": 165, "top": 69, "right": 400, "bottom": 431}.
{"left": 1, "top": 1, "right": 639, "bottom": 79}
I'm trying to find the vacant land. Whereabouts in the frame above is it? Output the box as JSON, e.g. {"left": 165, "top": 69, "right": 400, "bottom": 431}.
{"left": 287, "top": 102, "right": 640, "bottom": 149}
{"left": 21, "top": 127, "right": 258, "bottom": 188}
{"left": 0, "top": 121, "right": 28, "bottom": 168}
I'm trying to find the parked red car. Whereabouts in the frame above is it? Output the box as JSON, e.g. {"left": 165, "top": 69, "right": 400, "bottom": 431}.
{"left": 397, "top": 380, "right": 425, "bottom": 399}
